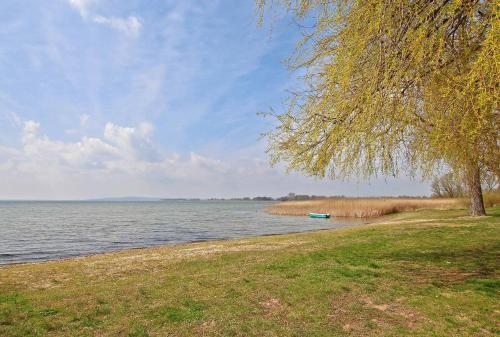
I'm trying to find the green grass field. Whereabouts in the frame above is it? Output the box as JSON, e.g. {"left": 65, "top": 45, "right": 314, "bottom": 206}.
{"left": 0, "top": 207, "right": 498, "bottom": 336}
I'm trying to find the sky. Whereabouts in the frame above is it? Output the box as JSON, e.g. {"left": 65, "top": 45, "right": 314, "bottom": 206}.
{"left": 0, "top": 0, "right": 430, "bottom": 200}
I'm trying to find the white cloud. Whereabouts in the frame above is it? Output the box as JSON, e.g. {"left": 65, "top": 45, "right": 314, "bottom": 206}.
{"left": 103, "top": 122, "right": 156, "bottom": 161}
{"left": 22, "top": 120, "right": 40, "bottom": 142}
{"left": 0, "top": 120, "right": 430, "bottom": 200}
{"left": 20, "top": 120, "right": 158, "bottom": 167}
{"left": 0, "top": 120, "right": 245, "bottom": 198}
{"left": 92, "top": 15, "right": 142, "bottom": 38}
{"left": 0, "top": 110, "right": 22, "bottom": 127}
{"left": 68, "top": 0, "right": 94, "bottom": 18}
{"left": 21, "top": 120, "right": 118, "bottom": 169}
{"left": 68, "top": 0, "right": 142, "bottom": 38}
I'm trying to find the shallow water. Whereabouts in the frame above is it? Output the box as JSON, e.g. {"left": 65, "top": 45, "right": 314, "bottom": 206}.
{"left": 0, "top": 200, "right": 365, "bottom": 265}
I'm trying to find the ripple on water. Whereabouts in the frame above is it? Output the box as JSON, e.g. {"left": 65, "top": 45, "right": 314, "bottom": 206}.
{"left": 0, "top": 200, "right": 366, "bottom": 265}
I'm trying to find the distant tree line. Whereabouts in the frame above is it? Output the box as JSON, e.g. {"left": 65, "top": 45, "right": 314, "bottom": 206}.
{"left": 209, "top": 193, "right": 331, "bottom": 201}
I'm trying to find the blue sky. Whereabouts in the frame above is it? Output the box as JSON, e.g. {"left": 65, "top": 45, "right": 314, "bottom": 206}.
{"left": 0, "top": 0, "right": 429, "bottom": 199}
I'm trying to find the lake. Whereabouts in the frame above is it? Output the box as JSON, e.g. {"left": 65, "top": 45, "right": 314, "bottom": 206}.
{"left": 0, "top": 200, "right": 365, "bottom": 265}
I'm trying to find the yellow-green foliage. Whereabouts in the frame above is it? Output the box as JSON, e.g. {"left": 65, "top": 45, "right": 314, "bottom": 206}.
{"left": 258, "top": 1, "right": 499, "bottom": 182}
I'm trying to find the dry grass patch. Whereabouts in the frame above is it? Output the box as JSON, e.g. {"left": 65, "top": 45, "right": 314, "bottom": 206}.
{"left": 266, "top": 197, "right": 466, "bottom": 218}
{"left": 329, "top": 290, "right": 425, "bottom": 335}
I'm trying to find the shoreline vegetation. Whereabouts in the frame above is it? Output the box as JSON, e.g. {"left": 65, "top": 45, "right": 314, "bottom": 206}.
{"left": 265, "top": 197, "right": 467, "bottom": 218}
{"left": 1, "top": 206, "right": 498, "bottom": 336}
{"left": 266, "top": 193, "right": 500, "bottom": 218}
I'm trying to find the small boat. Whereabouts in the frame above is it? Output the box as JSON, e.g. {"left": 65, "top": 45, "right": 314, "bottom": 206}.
{"left": 309, "top": 212, "right": 330, "bottom": 219}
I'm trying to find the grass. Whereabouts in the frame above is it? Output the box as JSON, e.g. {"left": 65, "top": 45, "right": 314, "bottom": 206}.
{"left": 266, "top": 197, "right": 467, "bottom": 217}
{"left": 0, "top": 206, "right": 498, "bottom": 336}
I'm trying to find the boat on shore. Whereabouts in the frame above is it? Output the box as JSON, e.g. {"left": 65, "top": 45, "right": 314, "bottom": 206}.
{"left": 309, "top": 212, "right": 330, "bottom": 219}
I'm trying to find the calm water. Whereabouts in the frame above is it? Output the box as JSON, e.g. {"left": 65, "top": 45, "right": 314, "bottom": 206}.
{"left": 0, "top": 200, "right": 364, "bottom": 265}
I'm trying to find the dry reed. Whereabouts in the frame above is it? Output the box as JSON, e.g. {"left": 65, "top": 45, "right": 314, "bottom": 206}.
{"left": 483, "top": 191, "right": 500, "bottom": 208}
{"left": 265, "top": 197, "right": 467, "bottom": 218}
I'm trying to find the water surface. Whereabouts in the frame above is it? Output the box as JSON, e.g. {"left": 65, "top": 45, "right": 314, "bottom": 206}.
{"left": 0, "top": 200, "right": 365, "bottom": 265}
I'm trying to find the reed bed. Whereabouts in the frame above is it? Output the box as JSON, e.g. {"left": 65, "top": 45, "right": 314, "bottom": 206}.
{"left": 266, "top": 197, "right": 467, "bottom": 218}
{"left": 484, "top": 191, "right": 500, "bottom": 208}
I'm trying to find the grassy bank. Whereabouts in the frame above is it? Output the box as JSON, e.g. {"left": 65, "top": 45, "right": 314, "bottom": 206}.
{"left": 265, "top": 197, "right": 467, "bottom": 217}
{"left": 0, "top": 207, "right": 498, "bottom": 336}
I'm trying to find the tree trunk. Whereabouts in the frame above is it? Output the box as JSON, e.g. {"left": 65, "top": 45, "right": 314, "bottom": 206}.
{"left": 466, "top": 164, "right": 486, "bottom": 216}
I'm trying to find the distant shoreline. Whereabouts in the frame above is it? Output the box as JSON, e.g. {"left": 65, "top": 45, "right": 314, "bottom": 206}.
{"left": 0, "top": 194, "right": 435, "bottom": 203}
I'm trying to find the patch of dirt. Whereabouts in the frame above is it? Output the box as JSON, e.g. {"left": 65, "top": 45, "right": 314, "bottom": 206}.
{"left": 201, "top": 320, "right": 216, "bottom": 328}
{"left": 261, "top": 298, "right": 281, "bottom": 309}
{"left": 260, "top": 298, "right": 284, "bottom": 315}
{"left": 363, "top": 298, "right": 389, "bottom": 312}
{"left": 197, "top": 319, "right": 216, "bottom": 335}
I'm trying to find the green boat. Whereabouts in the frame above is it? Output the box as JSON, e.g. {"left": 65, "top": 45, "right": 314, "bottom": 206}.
{"left": 308, "top": 212, "right": 331, "bottom": 219}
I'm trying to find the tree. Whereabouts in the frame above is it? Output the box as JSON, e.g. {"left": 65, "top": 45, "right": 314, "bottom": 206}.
{"left": 258, "top": 0, "right": 499, "bottom": 215}
{"left": 431, "top": 172, "right": 465, "bottom": 198}
{"left": 432, "top": 169, "right": 497, "bottom": 197}
{"left": 481, "top": 170, "right": 499, "bottom": 192}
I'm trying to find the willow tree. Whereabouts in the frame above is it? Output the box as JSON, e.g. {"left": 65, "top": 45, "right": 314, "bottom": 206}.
{"left": 258, "top": 0, "right": 499, "bottom": 215}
